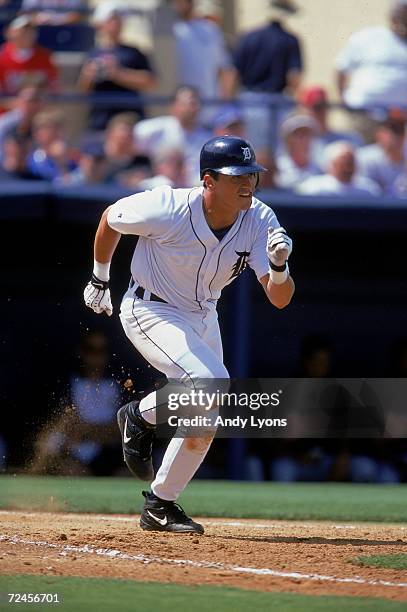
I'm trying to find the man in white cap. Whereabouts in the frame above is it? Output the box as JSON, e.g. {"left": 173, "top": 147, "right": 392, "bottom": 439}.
{"left": 276, "top": 114, "right": 321, "bottom": 190}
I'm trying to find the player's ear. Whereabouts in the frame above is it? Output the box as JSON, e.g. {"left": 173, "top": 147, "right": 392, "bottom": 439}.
{"left": 203, "top": 173, "right": 214, "bottom": 190}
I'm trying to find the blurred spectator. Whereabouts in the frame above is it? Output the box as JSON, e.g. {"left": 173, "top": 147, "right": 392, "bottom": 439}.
{"left": 78, "top": 3, "right": 156, "bottom": 131}
{"left": 31, "top": 331, "right": 122, "bottom": 476}
{"left": 269, "top": 442, "right": 338, "bottom": 482}
{"left": 269, "top": 335, "right": 336, "bottom": 482}
{"left": 20, "top": 0, "right": 87, "bottom": 25}
{"left": 27, "top": 108, "right": 77, "bottom": 180}
{"left": 212, "top": 104, "right": 245, "bottom": 138}
{"left": 356, "top": 114, "right": 406, "bottom": 195}
{"left": 348, "top": 440, "right": 401, "bottom": 484}
{"left": 61, "top": 111, "right": 152, "bottom": 187}
{"left": 234, "top": 0, "right": 302, "bottom": 149}
{"left": 0, "top": 15, "right": 59, "bottom": 94}
{"left": 255, "top": 149, "right": 279, "bottom": 191}
{"left": 297, "top": 141, "right": 380, "bottom": 197}
{"left": 297, "top": 333, "right": 334, "bottom": 378}
{"left": 336, "top": 0, "right": 407, "bottom": 110}
{"left": 170, "top": 0, "right": 235, "bottom": 111}
{"left": 0, "top": 80, "right": 43, "bottom": 159}
{"left": 298, "top": 85, "right": 364, "bottom": 166}
{"left": 56, "top": 140, "right": 108, "bottom": 186}
{"left": 276, "top": 114, "right": 321, "bottom": 189}
{"left": 0, "top": 132, "right": 41, "bottom": 179}
{"left": 235, "top": 0, "right": 302, "bottom": 95}
{"left": 247, "top": 334, "right": 336, "bottom": 482}
{"left": 137, "top": 146, "right": 188, "bottom": 190}
{"left": 134, "top": 85, "right": 211, "bottom": 185}
{"left": 103, "top": 111, "right": 151, "bottom": 186}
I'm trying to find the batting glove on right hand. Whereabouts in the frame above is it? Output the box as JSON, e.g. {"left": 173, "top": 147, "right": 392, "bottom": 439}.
{"left": 83, "top": 274, "right": 113, "bottom": 316}
{"left": 267, "top": 227, "right": 293, "bottom": 267}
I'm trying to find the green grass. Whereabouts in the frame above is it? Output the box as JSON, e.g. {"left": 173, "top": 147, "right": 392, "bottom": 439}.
{"left": 0, "top": 576, "right": 405, "bottom": 612}
{"left": 353, "top": 554, "right": 407, "bottom": 571}
{"left": 0, "top": 476, "right": 406, "bottom": 522}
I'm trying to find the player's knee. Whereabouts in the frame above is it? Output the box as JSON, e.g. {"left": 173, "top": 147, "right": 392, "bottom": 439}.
{"left": 186, "top": 433, "right": 216, "bottom": 454}
{"left": 193, "top": 366, "right": 230, "bottom": 410}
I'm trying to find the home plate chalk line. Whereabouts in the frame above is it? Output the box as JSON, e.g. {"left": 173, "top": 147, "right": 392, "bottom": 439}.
{"left": 1, "top": 516, "right": 407, "bottom": 590}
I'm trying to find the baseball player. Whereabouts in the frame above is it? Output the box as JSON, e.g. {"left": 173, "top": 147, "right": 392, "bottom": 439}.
{"left": 84, "top": 136, "right": 295, "bottom": 534}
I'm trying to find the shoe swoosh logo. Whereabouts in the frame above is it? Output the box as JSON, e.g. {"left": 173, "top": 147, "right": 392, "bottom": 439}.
{"left": 147, "top": 510, "right": 168, "bottom": 526}
{"left": 123, "top": 417, "right": 132, "bottom": 443}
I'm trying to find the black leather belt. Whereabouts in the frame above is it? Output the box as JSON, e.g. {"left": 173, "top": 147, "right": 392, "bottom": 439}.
{"left": 134, "top": 285, "right": 167, "bottom": 304}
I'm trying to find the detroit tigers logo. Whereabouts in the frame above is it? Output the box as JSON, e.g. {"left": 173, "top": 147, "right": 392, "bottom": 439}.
{"left": 229, "top": 250, "right": 251, "bottom": 280}
{"left": 241, "top": 147, "right": 251, "bottom": 161}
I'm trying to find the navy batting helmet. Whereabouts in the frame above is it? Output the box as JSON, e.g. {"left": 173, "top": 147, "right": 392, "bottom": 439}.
{"left": 200, "top": 136, "right": 267, "bottom": 179}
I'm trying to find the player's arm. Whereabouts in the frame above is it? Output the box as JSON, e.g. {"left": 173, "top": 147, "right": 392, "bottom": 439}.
{"left": 83, "top": 206, "right": 121, "bottom": 316}
{"left": 94, "top": 206, "right": 121, "bottom": 265}
{"left": 260, "top": 271, "right": 295, "bottom": 309}
{"left": 260, "top": 227, "right": 295, "bottom": 309}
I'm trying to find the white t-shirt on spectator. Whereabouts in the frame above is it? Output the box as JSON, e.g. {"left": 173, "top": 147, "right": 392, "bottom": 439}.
{"left": 276, "top": 153, "right": 321, "bottom": 189}
{"left": 356, "top": 143, "right": 405, "bottom": 194}
{"left": 173, "top": 18, "right": 232, "bottom": 99}
{"left": 134, "top": 115, "right": 211, "bottom": 185}
{"left": 336, "top": 26, "right": 407, "bottom": 108}
{"left": 297, "top": 173, "right": 381, "bottom": 197}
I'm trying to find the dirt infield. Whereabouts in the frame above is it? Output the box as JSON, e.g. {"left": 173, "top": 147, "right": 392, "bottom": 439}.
{"left": 1, "top": 511, "right": 406, "bottom": 602}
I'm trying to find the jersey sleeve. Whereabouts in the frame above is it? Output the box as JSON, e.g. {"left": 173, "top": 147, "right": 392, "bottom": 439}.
{"left": 247, "top": 206, "right": 280, "bottom": 280}
{"left": 107, "top": 186, "right": 173, "bottom": 237}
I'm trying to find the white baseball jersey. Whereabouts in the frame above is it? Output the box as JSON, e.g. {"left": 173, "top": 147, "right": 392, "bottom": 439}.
{"left": 107, "top": 185, "right": 280, "bottom": 312}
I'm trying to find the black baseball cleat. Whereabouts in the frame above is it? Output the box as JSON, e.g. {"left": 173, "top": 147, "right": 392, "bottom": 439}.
{"left": 117, "top": 401, "right": 155, "bottom": 481}
{"left": 140, "top": 490, "right": 204, "bottom": 534}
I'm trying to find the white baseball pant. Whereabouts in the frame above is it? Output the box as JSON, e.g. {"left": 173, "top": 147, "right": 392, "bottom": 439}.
{"left": 119, "top": 288, "right": 229, "bottom": 500}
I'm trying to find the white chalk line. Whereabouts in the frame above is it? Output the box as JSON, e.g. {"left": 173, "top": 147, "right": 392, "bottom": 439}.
{"left": 1, "top": 534, "right": 406, "bottom": 590}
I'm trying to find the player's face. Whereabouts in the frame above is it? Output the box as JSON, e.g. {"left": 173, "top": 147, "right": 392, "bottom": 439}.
{"left": 214, "top": 172, "right": 258, "bottom": 211}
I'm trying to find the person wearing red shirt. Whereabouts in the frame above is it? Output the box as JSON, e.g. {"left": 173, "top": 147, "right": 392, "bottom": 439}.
{"left": 0, "top": 15, "right": 59, "bottom": 95}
